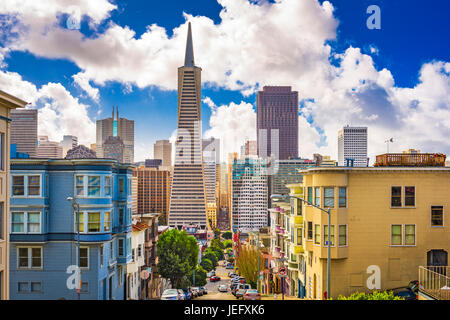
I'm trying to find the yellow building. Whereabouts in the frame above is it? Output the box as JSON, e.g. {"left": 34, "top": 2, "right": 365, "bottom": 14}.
{"left": 294, "top": 166, "right": 450, "bottom": 299}
{"left": 0, "top": 90, "right": 27, "bottom": 300}
{"left": 207, "top": 203, "right": 217, "bottom": 229}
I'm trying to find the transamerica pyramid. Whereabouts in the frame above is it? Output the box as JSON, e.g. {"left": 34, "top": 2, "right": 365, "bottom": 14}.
{"left": 168, "top": 22, "right": 208, "bottom": 229}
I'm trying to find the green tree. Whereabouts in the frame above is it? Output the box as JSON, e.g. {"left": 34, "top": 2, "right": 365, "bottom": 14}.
{"left": 203, "top": 251, "right": 218, "bottom": 268}
{"left": 224, "top": 240, "right": 233, "bottom": 249}
{"left": 208, "top": 245, "right": 224, "bottom": 261}
{"left": 200, "top": 258, "right": 213, "bottom": 272}
{"left": 189, "top": 266, "right": 207, "bottom": 286}
{"left": 211, "top": 238, "right": 224, "bottom": 250}
{"left": 156, "top": 229, "right": 199, "bottom": 288}
{"left": 337, "top": 291, "right": 405, "bottom": 300}
{"left": 213, "top": 228, "right": 221, "bottom": 239}
{"left": 235, "top": 244, "right": 263, "bottom": 287}
{"left": 222, "top": 231, "right": 232, "bottom": 240}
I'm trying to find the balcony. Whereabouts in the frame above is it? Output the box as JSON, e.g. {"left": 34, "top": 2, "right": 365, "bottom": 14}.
{"left": 419, "top": 266, "right": 450, "bottom": 300}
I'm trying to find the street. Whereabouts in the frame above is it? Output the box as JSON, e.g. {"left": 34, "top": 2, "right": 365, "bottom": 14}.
{"left": 197, "top": 262, "right": 236, "bottom": 300}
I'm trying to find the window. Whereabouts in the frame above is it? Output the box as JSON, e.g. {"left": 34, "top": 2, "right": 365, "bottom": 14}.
{"left": 296, "top": 198, "right": 302, "bottom": 216}
{"left": 132, "top": 249, "right": 135, "bottom": 261}
{"left": 127, "top": 208, "right": 132, "bottom": 225}
{"left": 18, "top": 247, "right": 42, "bottom": 269}
{"left": 88, "top": 176, "right": 100, "bottom": 196}
{"left": 11, "top": 212, "right": 41, "bottom": 233}
{"left": 127, "top": 238, "right": 132, "bottom": 256}
{"left": 404, "top": 225, "right": 415, "bottom": 246}
{"left": 119, "top": 208, "right": 124, "bottom": 225}
{"left": 431, "top": 206, "right": 443, "bottom": 227}
{"left": 31, "top": 282, "right": 42, "bottom": 293}
{"left": 118, "top": 266, "right": 123, "bottom": 287}
{"left": 77, "top": 212, "right": 84, "bottom": 232}
{"left": 119, "top": 177, "right": 124, "bottom": 193}
{"left": 307, "top": 187, "right": 313, "bottom": 204}
{"left": 81, "top": 282, "right": 88, "bottom": 293}
{"left": 27, "top": 176, "right": 40, "bottom": 196}
{"left": 339, "top": 187, "right": 347, "bottom": 208}
{"left": 12, "top": 176, "right": 24, "bottom": 196}
{"left": 297, "top": 228, "right": 302, "bottom": 246}
{"left": 127, "top": 178, "right": 131, "bottom": 196}
{"left": 100, "top": 245, "right": 104, "bottom": 268}
{"left": 338, "top": 225, "right": 347, "bottom": 246}
{"left": 18, "top": 282, "right": 28, "bottom": 293}
{"left": 314, "top": 187, "right": 320, "bottom": 206}
{"left": 391, "top": 225, "right": 402, "bottom": 246}
{"left": 307, "top": 222, "right": 313, "bottom": 240}
{"left": 314, "top": 224, "right": 320, "bottom": 244}
{"left": 104, "top": 176, "right": 111, "bottom": 196}
{"left": 138, "top": 245, "right": 142, "bottom": 257}
{"left": 104, "top": 212, "right": 111, "bottom": 232}
{"left": 323, "top": 225, "right": 335, "bottom": 246}
{"left": 110, "top": 241, "right": 114, "bottom": 261}
{"left": 0, "top": 203, "right": 2, "bottom": 240}
{"left": 404, "top": 187, "right": 415, "bottom": 207}
{"left": 88, "top": 213, "right": 100, "bottom": 232}
{"left": 0, "top": 133, "right": 3, "bottom": 171}
{"left": 80, "top": 247, "right": 89, "bottom": 268}
{"left": 324, "top": 187, "right": 334, "bottom": 208}
{"left": 391, "top": 187, "right": 402, "bottom": 207}
{"left": 76, "top": 176, "right": 84, "bottom": 196}
{"left": 118, "top": 239, "right": 124, "bottom": 256}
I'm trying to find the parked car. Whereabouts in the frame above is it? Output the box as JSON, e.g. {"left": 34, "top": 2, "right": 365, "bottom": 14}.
{"left": 389, "top": 280, "right": 419, "bottom": 300}
{"left": 210, "top": 275, "right": 221, "bottom": 282}
{"left": 223, "top": 261, "right": 227, "bottom": 267}
{"left": 228, "top": 272, "right": 237, "bottom": 278}
{"left": 243, "top": 289, "right": 261, "bottom": 300}
{"left": 192, "top": 287, "right": 203, "bottom": 297}
{"left": 161, "top": 289, "right": 183, "bottom": 300}
{"left": 190, "top": 287, "right": 198, "bottom": 298}
{"left": 200, "top": 286, "right": 208, "bottom": 295}
{"left": 235, "top": 284, "right": 252, "bottom": 299}
{"left": 207, "top": 271, "right": 216, "bottom": 277}
{"left": 182, "top": 288, "right": 193, "bottom": 300}
{"left": 233, "top": 283, "right": 251, "bottom": 297}
{"left": 219, "top": 285, "right": 228, "bottom": 292}
{"left": 226, "top": 264, "right": 234, "bottom": 269}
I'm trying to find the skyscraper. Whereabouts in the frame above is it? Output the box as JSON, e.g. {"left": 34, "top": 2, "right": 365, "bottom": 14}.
{"left": 203, "top": 138, "right": 220, "bottom": 228}
{"left": 153, "top": 140, "right": 172, "bottom": 167}
{"left": 96, "top": 106, "right": 134, "bottom": 163}
{"left": 257, "top": 86, "right": 298, "bottom": 160}
{"left": 10, "top": 109, "right": 38, "bottom": 157}
{"left": 60, "top": 135, "right": 78, "bottom": 158}
{"left": 168, "top": 23, "right": 208, "bottom": 229}
{"left": 36, "top": 136, "right": 63, "bottom": 159}
{"left": 338, "top": 126, "right": 368, "bottom": 167}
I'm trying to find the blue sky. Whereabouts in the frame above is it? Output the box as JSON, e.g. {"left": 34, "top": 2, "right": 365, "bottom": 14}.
{"left": 0, "top": 0, "right": 448, "bottom": 162}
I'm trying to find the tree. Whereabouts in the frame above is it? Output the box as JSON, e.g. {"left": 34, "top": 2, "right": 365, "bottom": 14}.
{"left": 203, "top": 251, "right": 218, "bottom": 268}
{"left": 213, "top": 228, "right": 221, "bottom": 239}
{"left": 222, "top": 231, "right": 232, "bottom": 240}
{"left": 156, "top": 229, "right": 199, "bottom": 288}
{"left": 337, "top": 291, "right": 405, "bottom": 300}
{"left": 224, "top": 240, "right": 233, "bottom": 249}
{"left": 211, "top": 238, "right": 224, "bottom": 250}
{"left": 208, "top": 245, "right": 224, "bottom": 261}
{"left": 200, "top": 258, "right": 213, "bottom": 272}
{"left": 235, "top": 244, "right": 263, "bottom": 289}
{"left": 189, "top": 266, "right": 207, "bottom": 287}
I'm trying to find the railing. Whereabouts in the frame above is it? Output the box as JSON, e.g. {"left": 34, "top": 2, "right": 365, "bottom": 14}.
{"left": 419, "top": 266, "right": 450, "bottom": 300}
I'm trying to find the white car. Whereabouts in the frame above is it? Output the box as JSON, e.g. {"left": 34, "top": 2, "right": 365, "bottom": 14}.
{"left": 218, "top": 285, "right": 228, "bottom": 292}
{"left": 161, "top": 289, "right": 183, "bottom": 300}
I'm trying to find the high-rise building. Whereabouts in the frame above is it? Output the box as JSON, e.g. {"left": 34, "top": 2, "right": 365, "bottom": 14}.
{"left": 90, "top": 143, "right": 96, "bottom": 152}
{"left": 96, "top": 106, "right": 134, "bottom": 163}
{"left": 231, "top": 157, "right": 268, "bottom": 233}
{"left": 60, "top": 135, "right": 78, "bottom": 158}
{"left": 338, "top": 126, "right": 368, "bottom": 167}
{"left": 0, "top": 90, "right": 27, "bottom": 301}
{"left": 36, "top": 136, "right": 63, "bottom": 159}
{"left": 65, "top": 145, "right": 96, "bottom": 159}
{"left": 240, "top": 140, "right": 257, "bottom": 159}
{"left": 134, "top": 166, "right": 171, "bottom": 225}
{"left": 203, "top": 138, "right": 219, "bottom": 229}
{"left": 10, "top": 109, "right": 38, "bottom": 157}
{"left": 153, "top": 140, "right": 172, "bottom": 168}
{"left": 271, "top": 159, "right": 316, "bottom": 196}
{"left": 145, "top": 159, "right": 162, "bottom": 169}
{"left": 168, "top": 23, "right": 208, "bottom": 229}
{"left": 227, "top": 152, "right": 238, "bottom": 229}
{"left": 102, "top": 136, "right": 125, "bottom": 163}
{"left": 257, "top": 86, "right": 298, "bottom": 160}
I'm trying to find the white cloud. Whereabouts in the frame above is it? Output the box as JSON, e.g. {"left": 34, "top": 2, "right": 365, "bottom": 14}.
{"left": 72, "top": 72, "right": 100, "bottom": 102}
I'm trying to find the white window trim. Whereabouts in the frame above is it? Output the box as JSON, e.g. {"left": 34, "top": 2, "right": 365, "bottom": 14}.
{"left": 79, "top": 246, "right": 90, "bottom": 270}
{"left": 314, "top": 224, "right": 321, "bottom": 246}
{"left": 11, "top": 174, "right": 42, "bottom": 198}
{"left": 75, "top": 174, "right": 111, "bottom": 199}
{"left": 338, "top": 186, "right": 348, "bottom": 208}
{"left": 390, "top": 224, "right": 403, "bottom": 247}
{"left": 403, "top": 224, "right": 417, "bottom": 247}
{"left": 75, "top": 211, "right": 106, "bottom": 234}
{"left": 104, "top": 176, "right": 112, "bottom": 197}
{"left": 118, "top": 238, "right": 125, "bottom": 257}
{"left": 100, "top": 244, "right": 104, "bottom": 268}
{"left": 10, "top": 211, "right": 42, "bottom": 234}
{"left": 430, "top": 205, "right": 445, "bottom": 228}
{"left": 323, "top": 224, "right": 336, "bottom": 247}
{"left": 338, "top": 224, "right": 348, "bottom": 247}
{"left": 403, "top": 186, "right": 416, "bottom": 208}
{"left": 323, "top": 187, "right": 335, "bottom": 209}
{"left": 17, "top": 246, "right": 43, "bottom": 270}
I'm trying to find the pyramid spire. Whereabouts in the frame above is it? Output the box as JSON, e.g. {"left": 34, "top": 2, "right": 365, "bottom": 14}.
{"left": 184, "top": 22, "right": 195, "bottom": 67}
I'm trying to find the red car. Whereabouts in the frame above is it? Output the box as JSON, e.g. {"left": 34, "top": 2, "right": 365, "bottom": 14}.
{"left": 210, "top": 275, "right": 221, "bottom": 282}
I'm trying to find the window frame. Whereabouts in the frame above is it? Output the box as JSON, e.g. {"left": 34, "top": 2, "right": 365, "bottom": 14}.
{"left": 87, "top": 176, "right": 101, "bottom": 197}
{"left": 79, "top": 246, "right": 89, "bottom": 270}
{"left": 307, "top": 221, "right": 313, "bottom": 241}
{"left": 314, "top": 187, "right": 321, "bottom": 207}
{"left": 323, "top": 224, "right": 335, "bottom": 247}
{"left": 431, "top": 205, "right": 444, "bottom": 227}
{"left": 404, "top": 186, "right": 416, "bottom": 207}
{"left": 10, "top": 211, "right": 42, "bottom": 234}
{"left": 338, "top": 224, "right": 348, "bottom": 247}
{"left": 390, "top": 224, "right": 403, "bottom": 246}
{"left": 104, "top": 176, "right": 112, "bottom": 196}
{"left": 323, "top": 187, "right": 335, "bottom": 208}
{"left": 338, "top": 187, "right": 347, "bottom": 208}
{"left": 314, "top": 224, "right": 320, "bottom": 245}
{"left": 307, "top": 187, "right": 313, "bottom": 205}
{"left": 17, "top": 247, "right": 43, "bottom": 270}
{"left": 404, "top": 224, "right": 416, "bottom": 246}
{"left": 390, "top": 186, "right": 402, "bottom": 208}
{"left": 11, "top": 174, "right": 42, "bottom": 198}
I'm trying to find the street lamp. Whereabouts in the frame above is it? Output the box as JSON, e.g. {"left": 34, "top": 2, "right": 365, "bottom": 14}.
{"left": 271, "top": 193, "right": 331, "bottom": 300}
{"left": 67, "top": 196, "right": 81, "bottom": 300}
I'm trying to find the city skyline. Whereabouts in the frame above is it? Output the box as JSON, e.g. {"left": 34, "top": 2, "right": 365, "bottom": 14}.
{"left": 0, "top": 1, "right": 448, "bottom": 164}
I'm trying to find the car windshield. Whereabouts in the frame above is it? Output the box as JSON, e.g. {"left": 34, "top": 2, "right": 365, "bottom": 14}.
{"left": 163, "top": 289, "right": 178, "bottom": 295}
{"left": 246, "top": 289, "right": 258, "bottom": 293}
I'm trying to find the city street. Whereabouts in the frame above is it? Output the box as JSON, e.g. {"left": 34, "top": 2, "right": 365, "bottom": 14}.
{"left": 197, "top": 262, "right": 236, "bottom": 300}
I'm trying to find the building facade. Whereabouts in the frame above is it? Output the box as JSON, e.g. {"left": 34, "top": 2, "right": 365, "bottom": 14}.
{"left": 293, "top": 166, "right": 450, "bottom": 299}
{"left": 271, "top": 159, "right": 316, "bottom": 196}
{"left": 96, "top": 106, "right": 134, "bottom": 163}
{"left": 231, "top": 157, "right": 268, "bottom": 233}
{"left": 37, "top": 136, "right": 63, "bottom": 159}
{"left": 168, "top": 23, "right": 208, "bottom": 229}
{"left": 257, "top": 86, "right": 298, "bottom": 160}
{"left": 9, "top": 158, "right": 134, "bottom": 300}
{"left": 153, "top": 140, "right": 172, "bottom": 168}
{"left": 240, "top": 140, "right": 257, "bottom": 159}
{"left": 0, "top": 90, "right": 26, "bottom": 300}
{"left": 337, "top": 126, "right": 368, "bottom": 167}
{"left": 10, "top": 109, "right": 38, "bottom": 158}
{"left": 60, "top": 135, "right": 78, "bottom": 158}
{"left": 127, "top": 220, "right": 147, "bottom": 300}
